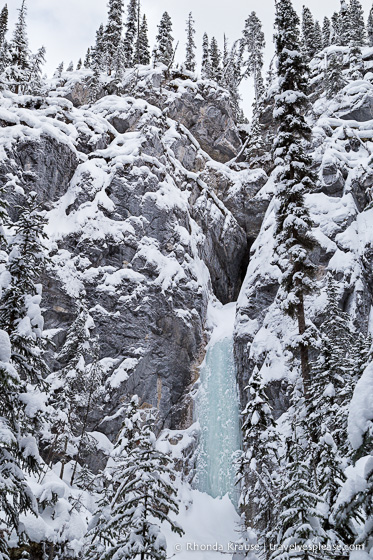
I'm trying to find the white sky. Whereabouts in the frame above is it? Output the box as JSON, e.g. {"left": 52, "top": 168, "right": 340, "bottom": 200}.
{"left": 6, "top": 0, "right": 373, "bottom": 115}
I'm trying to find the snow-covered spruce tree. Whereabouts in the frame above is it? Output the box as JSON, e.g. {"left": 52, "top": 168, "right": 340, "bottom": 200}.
{"left": 201, "top": 32, "right": 210, "bottom": 79}
{"left": 25, "top": 46, "right": 46, "bottom": 95}
{"left": 368, "top": 7, "right": 373, "bottom": 47}
{"left": 324, "top": 51, "right": 346, "bottom": 99}
{"left": 104, "top": 0, "right": 124, "bottom": 75}
{"left": 301, "top": 6, "right": 317, "bottom": 60}
{"left": 272, "top": 0, "right": 316, "bottom": 397}
{"left": 76, "top": 58, "right": 82, "bottom": 70}
{"left": 91, "top": 24, "right": 106, "bottom": 73}
{"left": 153, "top": 11, "right": 174, "bottom": 67}
{"left": 338, "top": 0, "right": 351, "bottom": 46}
{"left": 7, "top": 0, "right": 31, "bottom": 94}
{"left": 53, "top": 61, "right": 63, "bottom": 79}
{"left": 0, "top": 330, "right": 39, "bottom": 560}
{"left": 66, "top": 60, "right": 73, "bottom": 72}
{"left": 84, "top": 48, "right": 91, "bottom": 68}
{"left": 46, "top": 303, "right": 103, "bottom": 484}
{"left": 348, "top": 0, "right": 366, "bottom": 80}
{"left": 0, "top": 191, "right": 48, "bottom": 388}
{"left": 242, "top": 112, "right": 266, "bottom": 168}
{"left": 221, "top": 40, "right": 244, "bottom": 121}
{"left": 137, "top": 14, "right": 150, "bottom": 65}
{"left": 322, "top": 16, "right": 331, "bottom": 48}
{"left": 185, "top": 12, "right": 196, "bottom": 73}
{"left": 241, "top": 11, "right": 265, "bottom": 105}
{"left": 85, "top": 396, "right": 184, "bottom": 560}
{"left": 314, "top": 21, "right": 323, "bottom": 54}
{"left": 123, "top": 0, "right": 137, "bottom": 67}
{"left": 0, "top": 4, "right": 8, "bottom": 48}
{"left": 309, "top": 275, "right": 355, "bottom": 455}
{"left": 331, "top": 12, "right": 341, "bottom": 46}
{"left": 209, "top": 36, "right": 221, "bottom": 82}
{"left": 348, "top": 0, "right": 366, "bottom": 47}
{"left": 236, "top": 367, "right": 280, "bottom": 557}
{"left": 271, "top": 400, "right": 326, "bottom": 560}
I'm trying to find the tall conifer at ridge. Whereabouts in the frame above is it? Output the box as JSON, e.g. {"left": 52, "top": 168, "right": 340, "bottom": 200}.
{"left": 209, "top": 36, "right": 221, "bottom": 81}
{"left": 138, "top": 14, "right": 150, "bottom": 65}
{"left": 104, "top": 0, "right": 124, "bottom": 75}
{"left": 7, "top": 0, "right": 31, "bottom": 94}
{"left": 185, "top": 12, "right": 196, "bottom": 73}
{"left": 272, "top": 0, "right": 316, "bottom": 397}
{"left": 349, "top": 0, "right": 366, "bottom": 46}
{"left": 201, "top": 32, "right": 210, "bottom": 79}
{"left": 368, "top": 7, "right": 373, "bottom": 47}
{"left": 322, "top": 16, "right": 331, "bottom": 48}
{"left": 348, "top": 0, "right": 366, "bottom": 79}
{"left": 314, "top": 21, "right": 323, "bottom": 53}
{"left": 91, "top": 24, "right": 106, "bottom": 73}
{"left": 241, "top": 11, "right": 265, "bottom": 106}
{"left": 301, "top": 5, "right": 317, "bottom": 60}
{"left": 123, "top": 0, "right": 137, "bottom": 67}
{"left": 0, "top": 4, "right": 8, "bottom": 47}
{"left": 153, "top": 11, "right": 174, "bottom": 67}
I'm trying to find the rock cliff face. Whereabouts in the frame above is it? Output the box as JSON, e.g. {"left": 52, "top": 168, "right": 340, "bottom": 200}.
{"left": 0, "top": 69, "right": 268, "bottom": 436}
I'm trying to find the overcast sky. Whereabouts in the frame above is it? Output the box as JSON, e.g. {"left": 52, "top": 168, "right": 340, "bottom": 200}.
{"left": 6, "top": 0, "right": 373, "bottom": 114}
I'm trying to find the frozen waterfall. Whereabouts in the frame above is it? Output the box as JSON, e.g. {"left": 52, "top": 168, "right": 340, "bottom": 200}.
{"left": 195, "top": 303, "right": 241, "bottom": 505}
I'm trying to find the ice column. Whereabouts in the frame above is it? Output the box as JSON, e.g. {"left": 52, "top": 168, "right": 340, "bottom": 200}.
{"left": 195, "top": 305, "right": 241, "bottom": 505}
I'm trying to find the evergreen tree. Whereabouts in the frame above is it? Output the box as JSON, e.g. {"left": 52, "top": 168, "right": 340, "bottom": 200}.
{"left": 7, "top": 0, "right": 31, "bottom": 94}
{"left": 104, "top": 0, "right": 124, "bottom": 75}
{"left": 209, "top": 36, "right": 221, "bottom": 81}
{"left": 137, "top": 14, "right": 150, "bottom": 65}
{"left": 66, "top": 60, "right": 73, "bottom": 72}
{"left": 76, "top": 58, "right": 82, "bottom": 70}
{"left": 25, "top": 45, "right": 46, "bottom": 95}
{"left": 322, "top": 17, "right": 331, "bottom": 48}
{"left": 0, "top": 4, "right": 8, "bottom": 47}
{"left": 46, "top": 304, "right": 104, "bottom": 484}
{"left": 301, "top": 5, "right": 317, "bottom": 60}
{"left": 368, "top": 7, "right": 373, "bottom": 47}
{"left": 0, "top": 331, "right": 38, "bottom": 560}
{"left": 185, "top": 12, "right": 196, "bottom": 73}
{"left": 0, "top": 192, "right": 48, "bottom": 387}
{"left": 84, "top": 48, "right": 91, "bottom": 68}
{"left": 242, "top": 112, "right": 266, "bottom": 167}
{"left": 271, "top": 413, "right": 325, "bottom": 560}
{"left": 338, "top": 0, "right": 350, "bottom": 46}
{"left": 241, "top": 11, "right": 265, "bottom": 104}
{"left": 309, "top": 276, "right": 355, "bottom": 454}
{"left": 123, "top": 0, "right": 137, "bottom": 67}
{"left": 325, "top": 52, "right": 346, "bottom": 98}
{"left": 91, "top": 24, "right": 106, "bottom": 72}
{"left": 273, "top": 0, "right": 316, "bottom": 397}
{"left": 201, "top": 32, "right": 210, "bottom": 79}
{"left": 54, "top": 61, "right": 63, "bottom": 78}
{"left": 348, "top": 0, "right": 366, "bottom": 47}
{"left": 153, "top": 11, "right": 174, "bottom": 67}
{"left": 221, "top": 40, "right": 244, "bottom": 120}
{"left": 314, "top": 21, "right": 323, "bottom": 53}
{"left": 236, "top": 367, "right": 280, "bottom": 556}
{"left": 85, "top": 397, "right": 184, "bottom": 560}
{"left": 331, "top": 12, "right": 341, "bottom": 45}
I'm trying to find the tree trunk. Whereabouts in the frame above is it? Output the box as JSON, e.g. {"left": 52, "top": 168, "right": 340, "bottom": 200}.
{"left": 296, "top": 294, "right": 310, "bottom": 398}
